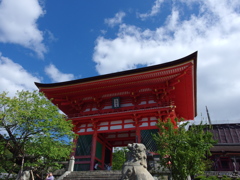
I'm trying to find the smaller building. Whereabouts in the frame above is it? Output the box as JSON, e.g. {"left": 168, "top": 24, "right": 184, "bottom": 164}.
{"left": 208, "top": 123, "right": 240, "bottom": 171}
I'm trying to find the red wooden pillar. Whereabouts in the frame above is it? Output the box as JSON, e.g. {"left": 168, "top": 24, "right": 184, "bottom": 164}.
{"left": 134, "top": 114, "right": 141, "bottom": 143}
{"left": 70, "top": 137, "right": 78, "bottom": 157}
{"left": 136, "top": 127, "right": 141, "bottom": 143}
{"left": 110, "top": 146, "right": 113, "bottom": 166}
{"left": 169, "top": 109, "right": 177, "bottom": 128}
{"left": 90, "top": 130, "right": 97, "bottom": 170}
{"left": 102, "top": 142, "right": 106, "bottom": 170}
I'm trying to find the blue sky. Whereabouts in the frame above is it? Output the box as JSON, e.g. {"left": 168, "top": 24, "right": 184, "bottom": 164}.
{"left": 0, "top": 0, "right": 240, "bottom": 123}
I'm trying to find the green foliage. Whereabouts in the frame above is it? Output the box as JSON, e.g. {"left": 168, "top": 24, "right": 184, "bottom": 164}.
{"left": 221, "top": 175, "right": 233, "bottom": 180}
{"left": 0, "top": 90, "right": 75, "bottom": 178}
{"left": 195, "top": 175, "right": 219, "bottom": 180}
{"left": 195, "top": 175, "right": 207, "bottom": 180}
{"left": 195, "top": 175, "right": 240, "bottom": 180}
{"left": 153, "top": 119, "right": 217, "bottom": 180}
{"left": 112, "top": 147, "right": 128, "bottom": 170}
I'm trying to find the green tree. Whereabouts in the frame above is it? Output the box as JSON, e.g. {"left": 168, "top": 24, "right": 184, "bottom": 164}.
{"left": 0, "top": 90, "right": 75, "bottom": 179}
{"left": 153, "top": 119, "right": 216, "bottom": 180}
{"left": 112, "top": 147, "right": 128, "bottom": 170}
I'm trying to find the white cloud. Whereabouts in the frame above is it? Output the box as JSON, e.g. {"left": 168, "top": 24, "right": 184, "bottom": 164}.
{"left": 138, "top": 0, "right": 164, "bottom": 20}
{"left": 45, "top": 64, "right": 75, "bottom": 83}
{"left": 0, "top": 53, "right": 41, "bottom": 96}
{"left": 0, "top": 0, "right": 46, "bottom": 58}
{"left": 104, "top": 11, "right": 126, "bottom": 27}
{"left": 93, "top": 0, "right": 240, "bottom": 122}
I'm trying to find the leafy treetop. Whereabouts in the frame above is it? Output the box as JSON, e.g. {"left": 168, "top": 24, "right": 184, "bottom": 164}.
{"left": 153, "top": 119, "right": 217, "bottom": 180}
{"left": 0, "top": 90, "right": 75, "bottom": 178}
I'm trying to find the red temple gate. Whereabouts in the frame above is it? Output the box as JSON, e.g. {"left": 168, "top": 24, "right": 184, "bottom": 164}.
{"left": 35, "top": 52, "right": 197, "bottom": 171}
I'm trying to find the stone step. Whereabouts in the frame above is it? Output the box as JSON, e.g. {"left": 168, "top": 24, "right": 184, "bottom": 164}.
{"left": 68, "top": 171, "right": 121, "bottom": 174}
{"left": 64, "top": 176, "right": 121, "bottom": 179}
{"left": 63, "top": 170, "right": 122, "bottom": 180}
{"left": 64, "top": 177, "right": 121, "bottom": 180}
{"left": 64, "top": 178, "right": 120, "bottom": 180}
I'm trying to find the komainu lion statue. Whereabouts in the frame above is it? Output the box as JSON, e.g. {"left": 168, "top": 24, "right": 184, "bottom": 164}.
{"left": 121, "top": 143, "right": 155, "bottom": 180}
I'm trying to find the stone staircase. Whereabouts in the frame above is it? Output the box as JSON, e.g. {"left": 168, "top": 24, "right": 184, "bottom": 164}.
{"left": 62, "top": 170, "right": 122, "bottom": 180}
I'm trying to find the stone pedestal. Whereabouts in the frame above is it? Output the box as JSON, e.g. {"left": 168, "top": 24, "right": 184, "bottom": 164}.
{"left": 68, "top": 156, "right": 75, "bottom": 171}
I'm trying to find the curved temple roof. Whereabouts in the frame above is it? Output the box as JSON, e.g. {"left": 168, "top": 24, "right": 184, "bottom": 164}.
{"left": 35, "top": 51, "right": 198, "bottom": 120}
